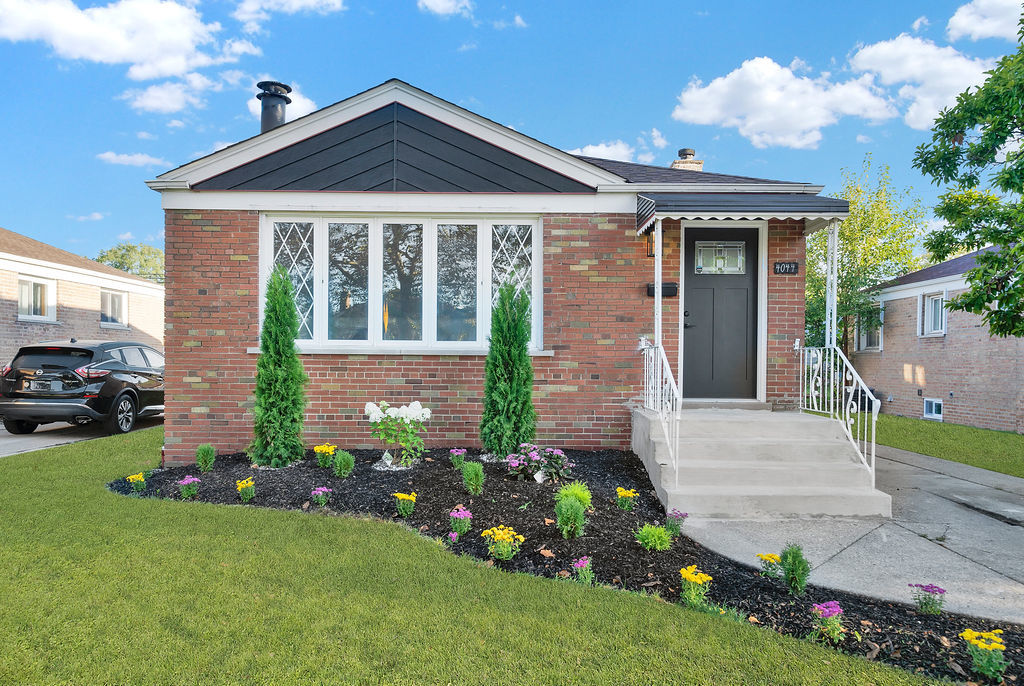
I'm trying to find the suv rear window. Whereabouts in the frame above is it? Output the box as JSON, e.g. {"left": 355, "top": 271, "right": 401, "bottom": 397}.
{"left": 13, "top": 348, "right": 93, "bottom": 370}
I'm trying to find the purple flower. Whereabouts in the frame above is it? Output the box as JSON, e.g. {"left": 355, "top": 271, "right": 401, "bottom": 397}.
{"left": 448, "top": 532, "right": 458, "bottom": 543}
{"left": 311, "top": 486, "right": 333, "bottom": 497}
{"left": 176, "top": 475, "right": 201, "bottom": 486}
{"left": 908, "top": 583, "right": 946, "bottom": 595}
{"left": 668, "top": 509, "right": 688, "bottom": 520}
{"left": 450, "top": 448, "right": 467, "bottom": 456}
{"left": 812, "top": 601, "right": 843, "bottom": 619}
{"left": 449, "top": 506, "right": 472, "bottom": 519}
{"left": 572, "top": 556, "right": 590, "bottom": 569}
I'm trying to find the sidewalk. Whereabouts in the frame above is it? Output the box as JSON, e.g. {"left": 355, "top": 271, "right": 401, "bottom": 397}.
{"left": 684, "top": 445, "right": 1024, "bottom": 624}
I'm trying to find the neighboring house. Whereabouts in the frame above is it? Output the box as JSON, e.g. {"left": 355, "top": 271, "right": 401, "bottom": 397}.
{"left": 0, "top": 226, "right": 164, "bottom": 365}
{"left": 852, "top": 247, "right": 1024, "bottom": 434}
{"left": 147, "top": 79, "right": 889, "bottom": 518}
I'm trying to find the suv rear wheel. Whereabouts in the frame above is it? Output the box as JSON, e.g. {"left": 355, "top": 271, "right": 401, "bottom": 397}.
{"left": 105, "top": 395, "right": 136, "bottom": 434}
{"left": 3, "top": 418, "right": 38, "bottom": 434}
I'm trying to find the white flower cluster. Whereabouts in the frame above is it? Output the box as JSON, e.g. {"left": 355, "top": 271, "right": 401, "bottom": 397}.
{"left": 365, "top": 400, "right": 431, "bottom": 424}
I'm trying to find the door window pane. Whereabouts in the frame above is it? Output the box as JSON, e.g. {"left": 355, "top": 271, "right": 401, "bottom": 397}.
{"left": 437, "top": 224, "right": 477, "bottom": 342}
{"left": 382, "top": 223, "right": 423, "bottom": 341}
{"left": 273, "top": 221, "right": 315, "bottom": 339}
{"left": 492, "top": 224, "right": 533, "bottom": 303}
{"left": 328, "top": 223, "right": 369, "bottom": 340}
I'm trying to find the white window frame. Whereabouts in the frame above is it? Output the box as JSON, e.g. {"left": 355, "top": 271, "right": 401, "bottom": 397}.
{"left": 923, "top": 397, "right": 943, "bottom": 421}
{"left": 258, "top": 214, "right": 544, "bottom": 354}
{"left": 856, "top": 305, "right": 883, "bottom": 352}
{"left": 17, "top": 275, "right": 57, "bottom": 323}
{"left": 99, "top": 289, "right": 129, "bottom": 329}
{"left": 919, "top": 291, "right": 946, "bottom": 337}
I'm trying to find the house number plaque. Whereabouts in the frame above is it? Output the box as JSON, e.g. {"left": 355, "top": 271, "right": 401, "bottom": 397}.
{"left": 773, "top": 262, "right": 799, "bottom": 275}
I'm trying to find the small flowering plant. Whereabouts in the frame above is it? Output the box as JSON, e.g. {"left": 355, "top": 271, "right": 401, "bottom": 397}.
{"left": 665, "top": 509, "right": 688, "bottom": 536}
{"left": 313, "top": 443, "right": 336, "bottom": 468}
{"left": 311, "top": 486, "right": 332, "bottom": 508}
{"left": 908, "top": 583, "right": 946, "bottom": 615}
{"left": 449, "top": 505, "right": 473, "bottom": 539}
{"left": 481, "top": 525, "right": 524, "bottom": 561}
{"left": 446, "top": 531, "right": 458, "bottom": 546}
{"left": 365, "top": 400, "right": 431, "bottom": 467}
{"left": 236, "top": 477, "right": 255, "bottom": 503}
{"left": 176, "top": 475, "right": 201, "bottom": 500}
{"left": 504, "top": 444, "right": 573, "bottom": 481}
{"left": 757, "top": 553, "right": 783, "bottom": 579}
{"left": 960, "top": 628, "right": 1010, "bottom": 680}
{"left": 810, "top": 601, "right": 845, "bottom": 645}
{"left": 679, "top": 564, "right": 713, "bottom": 608}
{"left": 126, "top": 472, "right": 146, "bottom": 492}
{"left": 393, "top": 491, "right": 417, "bottom": 517}
{"left": 449, "top": 448, "right": 467, "bottom": 470}
{"left": 616, "top": 487, "right": 638, "bottom": 511}
{"left": 572, "top": 556, "right": 595, "bottom": 586}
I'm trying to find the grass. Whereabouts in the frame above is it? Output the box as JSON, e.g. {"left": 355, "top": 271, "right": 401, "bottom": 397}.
{"left": 0, "top": 429, "right": 933, "bottom": 685}
{"left": 875, "top": 413, "right": 1024, "bottom": 479}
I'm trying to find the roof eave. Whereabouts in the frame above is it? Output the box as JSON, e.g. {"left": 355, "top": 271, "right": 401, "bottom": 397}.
{"left": 599, "top": 183, "right": 825, "bottom": 194}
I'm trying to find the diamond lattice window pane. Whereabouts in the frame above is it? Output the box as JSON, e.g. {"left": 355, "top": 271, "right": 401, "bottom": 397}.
{"left": 491, "top": 224, "right": 533, "bottom": 304}
{"left": 273, "top": 221, "right": 315, "bottom": 340}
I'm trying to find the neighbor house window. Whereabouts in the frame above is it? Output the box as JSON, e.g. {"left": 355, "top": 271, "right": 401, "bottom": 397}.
{"left": 100, "top": 290, "right": 127, "bottom": 327}
{"left": 17, "top": 276, "right": 56, "bottom": 322}
{"left": 856, "top": 306, "right": 883, "bottom": 352}
{"left": 921, "top": 293, "right": 946, "bottom": 336}
{"left": 923, "top": 398, "right": 943, "bottom": 421}
{"left": 264, "top": 217, "right": 540, "bottom": 350}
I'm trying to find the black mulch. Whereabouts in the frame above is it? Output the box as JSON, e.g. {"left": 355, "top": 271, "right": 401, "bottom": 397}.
{"left": 111, "top": 448, "right": 1021, "bottom": 683}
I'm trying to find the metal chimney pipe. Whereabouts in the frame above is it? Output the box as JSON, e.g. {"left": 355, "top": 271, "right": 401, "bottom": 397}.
{"left": 256, "top": 81, "right": 292, "bottom": 133}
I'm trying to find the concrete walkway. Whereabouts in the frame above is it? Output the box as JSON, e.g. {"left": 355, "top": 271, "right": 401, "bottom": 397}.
{"left": 0, "top": 417, "right": 163, "bottom": 458}
{"left": 684, "top": 445, "right": 1024, "bottom": 624}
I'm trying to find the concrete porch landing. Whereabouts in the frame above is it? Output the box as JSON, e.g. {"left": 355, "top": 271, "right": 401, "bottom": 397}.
{"left": 631, "top": 407, "right": 892, "bottom": 518}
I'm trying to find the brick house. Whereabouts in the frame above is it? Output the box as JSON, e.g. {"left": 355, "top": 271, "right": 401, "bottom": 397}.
{"left": 148, "top": 80, "right": 889, "bottom": 517}
{"left": 851, "top": 247, "right": 1024, "bottom": 433}
{"left": 0, "top": 226, "right": 164, "bottom": 365}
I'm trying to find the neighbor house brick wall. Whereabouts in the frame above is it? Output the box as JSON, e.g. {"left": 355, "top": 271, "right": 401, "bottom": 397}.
{"left": 852, "top": 291, "right": 1024, "bottom": 433}
{"left": 161, "top": 210, "right": 806, "bottom": 465}
{"left": 0, "top": 268, "right": 163, "bottom": 365}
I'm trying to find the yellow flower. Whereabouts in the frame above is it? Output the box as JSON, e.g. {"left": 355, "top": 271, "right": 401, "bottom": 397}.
{"left": 392, "top": 492, "right": 417, "bottom": 502}
{"left": 616, "top": 487, "right": 637, "bottom": 498}
{"left": 680, "top": 564, "right": 713, "bottom": 585}
{"left": 126, "top": 473, "right": 145, "bottom": 483}
{"left": 314, "top": 444, "right": 336, "bottom": 455}
{"left": 236, "top": 477, "right": 254, "bottom": 492}
{"left": 757, "top": 553, "right": 781, "bottom": 564}
{"left": 960, "top": 628, "right": 1006, "bottom": 651}
{"left": 481, "top": 525, "right": 524, "bottom": 545}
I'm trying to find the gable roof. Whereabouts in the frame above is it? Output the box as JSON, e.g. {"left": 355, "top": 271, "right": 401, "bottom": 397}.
{"left": 880, "top": 246, "right": 1000, "bottom": 289}
{"left": 574, "top": 156, "right": 801, "bottom": 186}
{"left": 193, "top": 102, "right": 594, "bottom": 193}
{"left": 0, "top": 226, "right": 155, "bottom": 284}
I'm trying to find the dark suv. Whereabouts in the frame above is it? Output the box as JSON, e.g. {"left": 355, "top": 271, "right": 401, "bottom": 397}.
{"left": 0, "top": 340, "right": 164, "bottom": 435}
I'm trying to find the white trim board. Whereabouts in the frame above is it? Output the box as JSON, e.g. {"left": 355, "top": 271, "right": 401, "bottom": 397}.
{"left": 876, "top": 275, "right": 967, "bottom": 302}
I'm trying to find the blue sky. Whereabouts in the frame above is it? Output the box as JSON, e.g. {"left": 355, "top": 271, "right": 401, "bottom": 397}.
{"left": 0, "top": 0, "right": 1020, "bottom": 259}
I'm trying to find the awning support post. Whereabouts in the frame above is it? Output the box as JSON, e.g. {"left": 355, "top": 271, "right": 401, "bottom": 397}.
{"left": 824, "top": 219, "right": 840, "bottom": 348}
{"left": 654, "top": 218, "right": 663, "bottom": 348}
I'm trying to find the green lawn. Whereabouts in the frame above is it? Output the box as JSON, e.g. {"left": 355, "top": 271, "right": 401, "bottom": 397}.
{"left": 0, "top": 429, "right": 932, "bottom": 685}
{"left": 875, "top": 413, "right": 1024, "bottom": 479}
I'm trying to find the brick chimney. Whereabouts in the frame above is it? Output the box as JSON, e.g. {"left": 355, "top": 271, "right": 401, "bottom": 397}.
{"left": 671, "top": 148, "right": 704, "bottom": 172}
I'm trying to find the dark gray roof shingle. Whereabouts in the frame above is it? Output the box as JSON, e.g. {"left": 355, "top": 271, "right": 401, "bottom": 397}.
{"left": 0, "top": 226, "right": 156, "bottom": 284}
{"left": 574, "top": 156, "right": 802, "bottom": 185}
{"left": 881, "top": 246, "right": 1001, "bottom": 289}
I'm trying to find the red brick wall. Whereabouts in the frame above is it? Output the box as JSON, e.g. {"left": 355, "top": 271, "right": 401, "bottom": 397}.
{"left": 162, "top": 210, "right": 806, "bottom": 465}
{"left": 766, "top": 220, "right": 806, "bottom": 408}
{"left": 852, "top": 291, "right": 1024, "bottom": 433}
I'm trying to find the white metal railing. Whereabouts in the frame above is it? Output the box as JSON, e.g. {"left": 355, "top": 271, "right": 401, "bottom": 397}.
{"left": 640, "top": 337, "right": 682, "bottom": 486}
{"left": 799, "top": 345, "right": 880, "bottom": 486}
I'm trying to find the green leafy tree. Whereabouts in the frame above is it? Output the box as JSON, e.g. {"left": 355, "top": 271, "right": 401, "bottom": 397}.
{"left": 480, "top": 282, "right": 536, "bottom": 456}
{"left": 95, "top": 242, "right": 164, "bottom": 283}
{"left": 805, "top": 156, "right": 925, "bottom": 353}
{"left": 249, "top": 265, "right": 308, "bottom": 468}
{"left": 913, "top": 20, "right": 1024, "bottom": 337}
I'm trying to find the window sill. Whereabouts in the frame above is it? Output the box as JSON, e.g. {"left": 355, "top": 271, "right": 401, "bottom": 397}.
{"left": 17, "top": 316, "right": 58, "bottom": 324}
{"left": 857, "top": 347, "right": 881, "bottom": 353}
{"left": 922, "top": 416, "right": 944, "bottom": 422}
{"left": 100, "top": 322, "right": 130, "bottom": 330}
{"left": 245, "top": 345, "right": 554, "bottom": 357}
{"left": 918, "top": 332, "right": 946, "bottom": 338}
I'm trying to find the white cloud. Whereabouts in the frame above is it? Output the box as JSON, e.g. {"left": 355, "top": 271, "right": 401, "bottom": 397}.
{"left": 850, "top": 34, "right": 994, "bottom": 129}
{"left": 136, "top": 131, "right": 156, "bottom": 140}
{"left": 911, "top": 15, "right": 929, "bottom": 31}
{"left": 566, "top": 140, "right": 635, "bottom": 162}
{"left": 67, "top": 211, "right": 107, "bottom": 221}
{"left": 0, "top": 0, "right": 252, "bottom": 81}
{"left": 856, "top": 134, "right": 873, "bottom": 144}
{"left": 788, "top": 57, "right": 811, "bottom": 73}
{"left": 493, "top": 14, "right": 527, "bottom": 29}
{"left": 671, "top": 56, "right": 896, "bottom": 149}
{"left": 457, "top": 40, "right": 477, "bottom": 52}
{"left": 232, "top": 0, "right": 345, "bottom": 34}
{"left": 636, "top": 151, "right": 655, "bottom": 164}
{"left": 514, "top": 14, "right": 527, "bottom": 28}
{"left": 246, "top": 77, "right": 317, "bottom": 121}
{"left": 96, "top": 151, "right": 171, "bottom": 167}
{"left": 122, "top": 80, "right": 201, "bottom": 113}
{"left": 117, "top": 231, "right": 135, "bottom": 240}
{"left": 417, "top": 0, "right": 472, "bottom": 18}
{"left": 167, "top": 119, "right": 186, "bottom": 128}
{"left": 947, "top": 0, "right": 1020, "bottom": 41}
{"left": 145, "top": 229, "right": 165, "bottom": 242}
{"left": 649, "top": 127, "right": 668, "bottom": 149}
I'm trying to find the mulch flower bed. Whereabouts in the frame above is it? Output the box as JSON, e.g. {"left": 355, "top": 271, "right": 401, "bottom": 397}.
{"left": 112, "top": 447, "right": 1022, "bottom": 682}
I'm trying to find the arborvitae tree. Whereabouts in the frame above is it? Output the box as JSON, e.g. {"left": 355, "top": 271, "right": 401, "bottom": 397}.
{"left": 480, "top": 282, "right": 536, "bottom": 456}
{"left": 249, "top": 265, "right": 308, "bottom": 467}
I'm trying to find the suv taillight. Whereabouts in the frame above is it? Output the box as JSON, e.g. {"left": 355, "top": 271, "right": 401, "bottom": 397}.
{"left": 75, "top": 365, "right": 110, "bottom": 380}
{"left": 1, "top": 365, "right": 9, "bottom": 377}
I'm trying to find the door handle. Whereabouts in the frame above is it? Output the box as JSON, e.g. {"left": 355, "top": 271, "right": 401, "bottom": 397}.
{"left": 684, "top": 323, "right": 694, "bottom": 329}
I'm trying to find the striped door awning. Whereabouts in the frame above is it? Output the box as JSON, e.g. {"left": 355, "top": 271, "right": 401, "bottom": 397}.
{"left": 637, "top": 192, "right": 849, "bottom": 235}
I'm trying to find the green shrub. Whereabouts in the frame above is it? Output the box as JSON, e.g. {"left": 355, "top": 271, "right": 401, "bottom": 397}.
{"left": 480, "top": 282, "right": 536, "bottom": 457}
{"left": 195, "top": 444, "right": 215, "bottom": 473}
{"left": 634, "top": 524, "right": 671, "bottom": 551}
{"left": 780, "top": 544, "right": 811, "bottom": 596}
{"left": 449, "top": 448, "right": 466, "bottom": 470}
{"left": 248, "top": 264, "right": 308, "bottom": 468}
{"left": 462, "top": 461, "right": 484, "bottom": 496}
{"left": 554, "top": 480, "right": 592, "bottom": 511}
{"left": 332, "top": 450, "right": 355, "bottom": 478}
{"left": 555, "top": 497, "right": 586, "bottom": 539}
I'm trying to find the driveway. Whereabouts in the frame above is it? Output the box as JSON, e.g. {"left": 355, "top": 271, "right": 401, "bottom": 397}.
{"left": 684, "top": 445, "right": 1024, "bottom": 624}
{"left": 0, "top": 416, "right": 163, "bottom": 457}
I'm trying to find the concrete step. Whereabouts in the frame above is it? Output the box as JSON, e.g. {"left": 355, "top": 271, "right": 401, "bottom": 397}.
{"left": 676, "top": 411, "right": 846, "bottom": 441}
{"left": 679, "top": 399, "right": 772, "bottom": 411}
{"left": 667, "top": 460, "right": 873, "bottom": 489}
{"left": 663, "top": 485, "right": 893, "bottom": 518}
{"left": 675, "top": 437, "right": 859, "bottom": 465}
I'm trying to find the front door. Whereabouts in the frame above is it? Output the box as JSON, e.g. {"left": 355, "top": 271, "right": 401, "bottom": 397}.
{"left": 682, "top": 227, "right": 757, "bottom": 398}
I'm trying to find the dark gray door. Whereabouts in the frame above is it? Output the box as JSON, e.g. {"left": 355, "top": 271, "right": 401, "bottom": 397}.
{"left": 682, "top": 228, "right": 757, "bottom": 398}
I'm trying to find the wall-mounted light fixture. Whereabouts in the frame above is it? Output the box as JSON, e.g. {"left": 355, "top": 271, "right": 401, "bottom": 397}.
{"left": 646, "top": 232, "right": 656, "bottom": 258}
